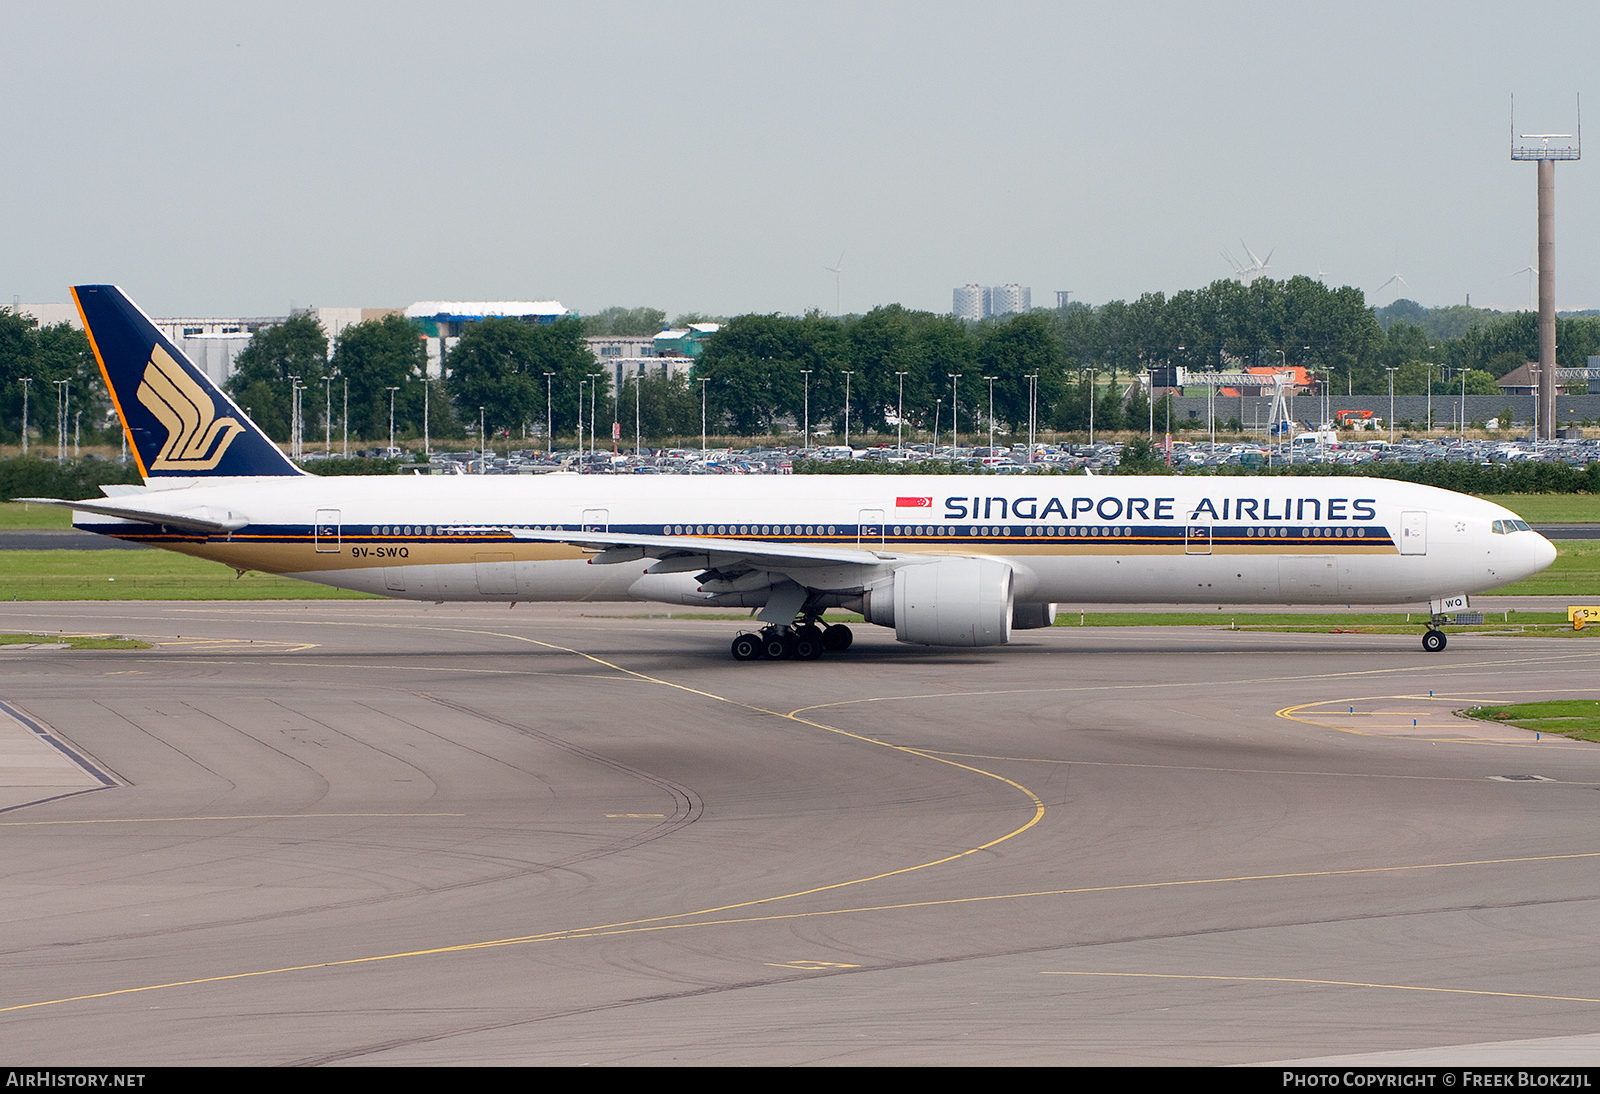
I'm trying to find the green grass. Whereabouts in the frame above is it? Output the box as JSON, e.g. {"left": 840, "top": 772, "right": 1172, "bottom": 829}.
{"left": 0, "top": 632, "right": 152, "bottom": 649}
{"left": 1461, "top": 700, "right": 1600, "bottom": 742}
{"left": 0, "top": 550, "right": 376, "bottom": 601}
{"left": 0, "top": 502, "right": 74, "bottom": 530}
{"left": 1482, "top": 495, "right": 1600, "bottom": 523}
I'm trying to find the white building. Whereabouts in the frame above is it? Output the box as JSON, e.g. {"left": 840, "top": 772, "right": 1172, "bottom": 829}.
{"left": 990, "top": 284, "right": 1031, "bottom": 316}
{"left": 953, "top": 284, "right": 989, "bottom": 321}
{"left": 953, "top": 284, "right": 1031, "bottom": 319}
{"left": 587, "top": 335, "right": 657, "bottom": 362}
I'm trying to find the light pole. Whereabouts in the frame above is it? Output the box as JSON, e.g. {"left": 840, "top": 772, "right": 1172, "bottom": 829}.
{"left": 1148, "top": 367, "right": 1156, "bottom": 441}
{"left": 1081, "top": 367, "right": 1097, "bottom": 444}
{"left": 54, "top": 379, "right": 68, "bottom": 463}
{"left": 1026, "top": 372, "right": 1038, "bottom": 462}
{"left": 386, "top": 385, "right": 399, "bottom": 456}
{"left": 322, "top": 375, "right": 331, "bottom": 455}
{"left": 590, "top": 372, "right": 604, "bottom": 457}
{"left": 800, "top": 369, "right": 811, "bottom": 451}
{"left": 73, "top": 410, "right": 80, "bottom": 457}
{"left": 422, "top": 377, "right": 431, "bottom": 458}
{"left": 479, "top": 406, "right": 486, "bottom": 470}
{"left": 1207, "top": 379, "right": 1216, "bottom": 455}
{"left": 840, "top": 370, "right": 854, "bottom": 449}
{"left": 1460, "top": 366, "right": 1468, "bottom": 435}
{"left": 894, "top": 371, "right": 907, "bottom": 455}
{"left": 933, "top": 397, "right": 942, "bottom": 451}
{"left": 948, "top": 373, "right": 961, "bottom": 450}
{"left": 1426, "top": 358, "right": 1434, "bottom": 434}
{"left": 19, "top": 377, "right": 30, "bottom": 457}
{"left": 544, "top": 372, "right": 555, "bottom": 454}
{"left": 342, "top": 377, "right": 348, "bottom": 458}
{"left": 699, "top": 377, "right": 710, "bottom": 460}
{"left": 577, "top": 379, "right": 585, "bottom": 458}
{"left": 634, "top": 369, "right": 641, "bottom": 455}
{"left": 1385, "top": 367, "right": 1398, "bottom": 444}
{"left": 984, "top": 375, "right": 998, "bottom": 454}
{"left": 286, "top": 374, "right": 299, "bottom": 459}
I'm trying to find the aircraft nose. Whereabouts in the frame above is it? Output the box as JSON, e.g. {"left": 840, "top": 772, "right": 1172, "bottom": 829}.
{"left": 1522, "top": 531, "right": 1558, "bottom": 578}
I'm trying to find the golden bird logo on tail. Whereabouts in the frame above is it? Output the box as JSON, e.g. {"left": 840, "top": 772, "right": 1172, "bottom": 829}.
{"left": 137, "top": 346, "right": 245, "bottom": 471}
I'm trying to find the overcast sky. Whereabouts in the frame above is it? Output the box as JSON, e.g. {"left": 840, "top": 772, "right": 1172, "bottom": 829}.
{"left": 8, "top": 1, "right": 1599, "bottom": 319}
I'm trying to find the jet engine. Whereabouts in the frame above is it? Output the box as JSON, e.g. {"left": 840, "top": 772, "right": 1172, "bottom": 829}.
{"left": 859, "top": 557, "right": 1014, "bottom": 647}
{"left": 1011, "top": 602, "right": 1058, "bottom": 630}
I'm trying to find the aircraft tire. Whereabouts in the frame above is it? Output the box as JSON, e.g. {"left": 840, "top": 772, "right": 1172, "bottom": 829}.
{"left": 1422, "top": 629, "right": 1447, "bottom": 653}
{"left": 762, "top": 630, "right": 795, "bottom": 660}
{"left": 731, "top": 633, "right": 762, "bottom": 661}
{"left": 792, "top": 628, "right": 824, "bottom": 661}
{"left": 822, "top": 624, "right": 853, "bottom": 651}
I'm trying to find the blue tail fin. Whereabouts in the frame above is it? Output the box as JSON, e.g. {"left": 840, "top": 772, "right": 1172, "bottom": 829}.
{"left": 73, "top": 285, "right": 303, "bottom": 479}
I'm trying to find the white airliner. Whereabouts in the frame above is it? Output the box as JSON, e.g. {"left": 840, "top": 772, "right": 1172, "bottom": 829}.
{"left": 25, "top": 285, "right": 1557, "bottom": 660}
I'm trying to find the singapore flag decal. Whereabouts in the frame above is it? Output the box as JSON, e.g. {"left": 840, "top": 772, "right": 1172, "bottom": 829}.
{"left": 896, "top": 496, "right": 933, "bottom": 509}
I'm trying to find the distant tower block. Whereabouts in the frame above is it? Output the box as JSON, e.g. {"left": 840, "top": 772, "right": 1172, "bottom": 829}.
{"left": 953, "top": 284, "right": 988, "bottom": 321}
{"left": 1056, "top": 291, "right": 1072, "bottom": 309}
{"left": 1511, "top": 95, "right": 1580, "bottom": 440}
{"left": 991, "top": 284, "right": 1031, "bottom": 316}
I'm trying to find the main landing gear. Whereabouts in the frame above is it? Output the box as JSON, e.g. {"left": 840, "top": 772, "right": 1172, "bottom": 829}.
{"left": 730, "top": 622, "right": 853, "bottom": 662}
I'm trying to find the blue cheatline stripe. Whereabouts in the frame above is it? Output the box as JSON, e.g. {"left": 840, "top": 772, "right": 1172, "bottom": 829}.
{"left": 74, "top": 520, "right": 1397, "bottom": 549}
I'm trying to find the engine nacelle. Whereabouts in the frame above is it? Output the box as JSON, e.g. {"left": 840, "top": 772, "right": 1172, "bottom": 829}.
{"left": 1012, "top": 602, "right": 1057, "bottom": 630}
{"left": 860, "top": 557, "right": 1014, "bottom": 647}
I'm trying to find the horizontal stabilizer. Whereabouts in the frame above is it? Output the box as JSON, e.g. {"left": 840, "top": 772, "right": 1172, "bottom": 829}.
{"left": 17, "top": 497, "right": 248, "bottom": 535}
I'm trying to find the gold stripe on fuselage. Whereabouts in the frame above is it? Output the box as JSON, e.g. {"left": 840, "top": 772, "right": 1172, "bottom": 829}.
{"left": 93, "top": 532, "right": 1396, "bottom": 575}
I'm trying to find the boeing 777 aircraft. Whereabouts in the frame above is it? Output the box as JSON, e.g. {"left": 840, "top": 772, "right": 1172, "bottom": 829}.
{"left": 23, "top": 285, "right": 1557, "bottom": 660}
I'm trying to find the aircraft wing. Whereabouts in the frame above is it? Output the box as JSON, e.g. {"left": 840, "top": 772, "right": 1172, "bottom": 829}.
{"left": 16, "top": 497, "right": 248, "bottom": 535}
{"left": 485, "top": 527, "right": 890, "bottom": 573}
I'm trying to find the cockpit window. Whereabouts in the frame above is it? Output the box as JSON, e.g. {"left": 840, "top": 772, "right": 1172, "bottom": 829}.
{"left": 1493, "top": 519, "right": 1532, "bottom": 534}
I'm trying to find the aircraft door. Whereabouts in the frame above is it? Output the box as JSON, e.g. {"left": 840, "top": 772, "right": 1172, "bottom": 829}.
{"left": 314, "top": 509, "right": 341, "bottom": 553}
{"left": 1185, "top": 521, "right": 1212, "bottom": 555}
{"left": 858, "top": 508, "right": 885, "bottom": 547}
{"left": 582, "top": 508, "right": 609, "bottom": 532}
{"left": 1400, "top": 511, "right": 1427, "bottom": 555}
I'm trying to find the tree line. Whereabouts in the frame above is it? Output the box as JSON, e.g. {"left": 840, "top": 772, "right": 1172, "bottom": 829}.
{"left": 0, "top": 310, "right": 108, "bottom": 448}
{"left": 8, "top": 275, "right": 1600, "bottom": 450}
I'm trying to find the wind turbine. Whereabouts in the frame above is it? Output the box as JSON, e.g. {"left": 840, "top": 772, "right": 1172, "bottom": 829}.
{"left": 824, "top": 253, "right": 844, "bottom": 316}
{"left": 1508, "top": 248, "right": 1538, "bottom": 310}
{"left": 1375, "top": 270, "right": 1410, "bottom": 304}
{"left": 1222, "top": 241, "right": 1274, "bottom": 285}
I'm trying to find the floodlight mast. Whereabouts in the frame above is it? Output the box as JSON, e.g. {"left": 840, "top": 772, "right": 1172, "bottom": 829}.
{"left": 1511, "top": 93, "right": 1580, "bottom": 441}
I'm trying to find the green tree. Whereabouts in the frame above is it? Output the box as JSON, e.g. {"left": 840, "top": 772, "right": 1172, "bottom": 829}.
{"left": 0, "top": 311, "right": 106, "bottom": 447}
{"left": 583, "top": 306, "right": 666, "bottom": 337}
{"left": 331, "top": 315, "right": 432, "bottom": 443}
{"left": 975, "top": 312, "right": 1065, "bottom": 430}
{"left": 696, "top": 313, "right": 846, "bottom": 437}
{"left": 1114, "top": 435, "right": 1167, "bottom": 474}
{"left": 225, "top": 314, "right": 328, "bottom": 441}
{"left": 617, "top": 371, "right": 700, "bottom": 444}
{"left": 446, "top": 317, "right": 595, "bottom": 442}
